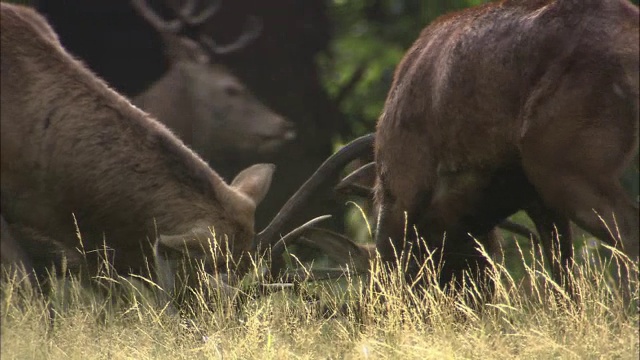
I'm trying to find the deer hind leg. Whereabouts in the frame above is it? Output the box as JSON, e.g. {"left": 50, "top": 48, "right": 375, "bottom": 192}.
{"left": 520, "top": 73, "right": 639, "bottom": 261}
{"left": 522, "top": 168, "right": 638, "bottom": 304}
{"left": 524, "top": 199, "right": 575, "bottom": 297}
{"left": 522, "top": 145, "right": 638, "bottom": 261}
{"left": 521, "top": 106, "right": 638, "bottom": 304}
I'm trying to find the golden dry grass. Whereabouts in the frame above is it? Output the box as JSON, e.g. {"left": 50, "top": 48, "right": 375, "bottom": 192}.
{"left": 1, "top": 237, "right": 638, "bottom": 360}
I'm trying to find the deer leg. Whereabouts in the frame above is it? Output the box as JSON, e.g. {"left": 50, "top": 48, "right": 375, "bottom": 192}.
{"left": 524, "top": 199, "right": 575, "bottom": 295}
{"left": 375, "top": 201, "right": 413, "bottom": 269}
{"left": 522, "top": 117, "right": 638, "bottom": 304}
{"left": 522, "top": 158, "right": 638, "bottom": 260}
{"left": 520, "top": 74, "right": 639, "bottom": 261}
{"left": 415, "top": 170, "right": 509, "bottom": 297}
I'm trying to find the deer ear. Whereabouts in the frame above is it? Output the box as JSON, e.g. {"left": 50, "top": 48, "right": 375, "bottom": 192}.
{"left": 161, "top": 34, "right": 210, "bottom": 64}
{"left": 230, "top": 164, "right": 275, "bottom": 206}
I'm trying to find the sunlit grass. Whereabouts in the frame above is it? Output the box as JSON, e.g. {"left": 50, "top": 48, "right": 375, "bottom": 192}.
{"left": 1, "top": 233, "right": 637, "bottom": 360}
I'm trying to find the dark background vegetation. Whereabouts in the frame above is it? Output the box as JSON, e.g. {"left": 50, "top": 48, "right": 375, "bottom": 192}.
{"left": 5, "top": 0, "right": 638, "bottom": 273}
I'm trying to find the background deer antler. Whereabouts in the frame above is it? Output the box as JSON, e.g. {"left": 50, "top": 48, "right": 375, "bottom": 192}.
{"left": 131, "top": 0, "right": 262, "bottom": 55}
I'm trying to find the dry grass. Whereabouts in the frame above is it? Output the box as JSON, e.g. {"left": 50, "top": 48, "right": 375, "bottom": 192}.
{"left": 1, "top": 239, "right": 638, "bottom": 360}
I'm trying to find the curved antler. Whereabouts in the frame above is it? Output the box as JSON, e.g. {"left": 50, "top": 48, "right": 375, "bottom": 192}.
{"left": 266, "top": 226, "right": 374, "bottom": 281}
{"left": 334, "top": 161, "right": 375, "bottom": 198}
{"left": 297, "top": 228, "right": 374, "bottom": 271}
{"left": 497, "top": 219, "right": 540, "bottom": 243}
{"left": 254, "top": 133, "right": 375, "bottom": 253}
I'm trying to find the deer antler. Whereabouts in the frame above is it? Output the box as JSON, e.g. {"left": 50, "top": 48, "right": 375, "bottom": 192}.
{"left": 198, "top": 15, "right": 262, "bottom": 55}
{"left": 131, "top": 0, "right": 262, "bottom": 55}
{"left": 254, "top": 134, "right": 375, "bottom": 253}
{"left": 131, "top": 0, "right": 221, "bottom": 33}
{"left": 334, "top": 161, "right": 375, "bottom": 198}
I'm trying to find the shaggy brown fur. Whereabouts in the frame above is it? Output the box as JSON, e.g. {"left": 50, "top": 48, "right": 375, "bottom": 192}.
{"left": 374, "top": 0, "right": 639, "bottom": 291}
{"left": 0, "top": 3, "right": 274, "bottom": 282}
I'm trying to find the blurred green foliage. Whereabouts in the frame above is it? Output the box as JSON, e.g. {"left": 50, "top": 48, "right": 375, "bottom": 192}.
{"left": 320, "top": 0, "right": 491, "bottom": 139}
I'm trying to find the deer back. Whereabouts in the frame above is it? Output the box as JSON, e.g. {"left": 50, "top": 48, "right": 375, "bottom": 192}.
{"left": 376, "top": 0, "right": 639, "bottom": 210}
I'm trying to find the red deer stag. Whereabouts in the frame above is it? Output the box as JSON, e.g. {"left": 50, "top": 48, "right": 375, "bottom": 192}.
{"left": 1, "top": 3, "right": 371, "bottom": 296}
{"left": 373, "top": 0, "right": 639, "bottom": 294}
{"left": 131, "top": 0, "right": 295, "bottom": 167}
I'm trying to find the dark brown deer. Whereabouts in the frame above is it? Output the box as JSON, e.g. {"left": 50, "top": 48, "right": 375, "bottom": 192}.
{"left": 0, "top": 3, "right": 364, "bottom": 296}
{"left": 373, "top": 0, "right": 639, "bottom": 294}
{"left": 131, "top": 0, "right": 295, "bottom": 166}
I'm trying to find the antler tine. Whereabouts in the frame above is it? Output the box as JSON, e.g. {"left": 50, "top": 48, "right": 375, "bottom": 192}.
{"left": 268, "top": 225, "right": 374, "bottom": 278}
{"left": 176, "top": 0, "right": 222, "bottom": 26}
{"left": 335, "top": 161, "right": 376, "bottom": 198}
{"left": 266, "top": 215, "right": 331, "bottom": 277}
{"left": 255, "top": 133, "right": 375, "bottom": 252}
{"left": 132, "top": 0, "right": 222, "bottom": 34}
{"left": 200, "top": 16, "right": 263, "bottom": 55}
{"left": 299, "top": 228, "right": 374, "bottom": 271}
{"left": 131, "top": 0, "right": 183, "bottom": 33}
{"left": 269, "top": 215, "right": 333, "bottom": 257}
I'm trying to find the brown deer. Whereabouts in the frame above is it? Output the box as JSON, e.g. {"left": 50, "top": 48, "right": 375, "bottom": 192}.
{"left": 131, "top": 0, "right": 295, "bottom": 167}
{"left": 0, "top": 1, "right": 272, "bottom": 287}
{"left": 0, "top": 3, "right": 372, "bottom": 295}
{"left": 373, "top": 0, "right": 639, "bottom": 295}
{"left": 0, "top": 2, "right": 331, "bottom": 295}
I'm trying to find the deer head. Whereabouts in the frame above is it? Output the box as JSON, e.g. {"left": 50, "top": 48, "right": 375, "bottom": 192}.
{"left": 132, "top": 0, "right": 296, "bottom": 163}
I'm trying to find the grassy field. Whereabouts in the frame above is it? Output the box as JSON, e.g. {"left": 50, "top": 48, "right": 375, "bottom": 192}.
{"left": 1, "top": 241, "right": 638, "bottom": 360}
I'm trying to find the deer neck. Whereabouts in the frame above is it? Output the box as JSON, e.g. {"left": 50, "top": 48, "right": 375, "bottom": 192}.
{"left": 133, "top": 68, "right": 195, "bottom": 145}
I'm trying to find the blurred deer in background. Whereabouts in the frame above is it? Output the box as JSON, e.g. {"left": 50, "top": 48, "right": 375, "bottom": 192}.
{"left": 132, "top": 0, "right": 295, "bottom": 169}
